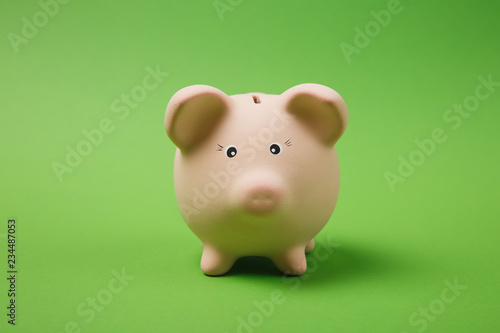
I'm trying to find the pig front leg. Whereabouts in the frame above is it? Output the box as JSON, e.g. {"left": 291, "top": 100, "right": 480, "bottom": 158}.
{"left": 272, "top": 246, "right": 308, "bottom": 276}
{"left": 200, "top": 244, "right": 236, "bottom": 276}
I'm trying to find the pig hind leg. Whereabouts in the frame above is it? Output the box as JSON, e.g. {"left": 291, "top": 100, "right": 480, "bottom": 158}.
{"left": 305, "top": 239, "right": 315, "bottom": 253}
{"left": 200, "top": 244, "right": 236, "bottom": 276}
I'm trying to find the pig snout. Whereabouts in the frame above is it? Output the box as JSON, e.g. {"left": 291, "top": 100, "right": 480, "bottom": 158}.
{"left": 233, "top": 171, "right": 286, "bottom": 216}
{"left": 241, "top": 186, "right": 283, "bottom": 215}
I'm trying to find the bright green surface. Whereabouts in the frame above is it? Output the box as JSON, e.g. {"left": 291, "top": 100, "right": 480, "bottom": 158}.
{"left": 1, "top": 0, "right": 499, "bottom": 332}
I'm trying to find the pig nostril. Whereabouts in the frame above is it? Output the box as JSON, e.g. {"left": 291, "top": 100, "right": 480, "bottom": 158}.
{"left": 252, "top": 95, "right": 261, "bottom": 104}
{"left": 251, "top": 192, "right": 272, "bottom": 203}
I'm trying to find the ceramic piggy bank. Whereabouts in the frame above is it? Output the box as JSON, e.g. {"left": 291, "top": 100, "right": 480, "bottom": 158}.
{"left": 165, "top": 83, "right": 348, "bottom": 276}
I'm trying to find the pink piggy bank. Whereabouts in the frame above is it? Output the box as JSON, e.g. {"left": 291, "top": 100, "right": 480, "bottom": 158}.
{"left": 165, "top": 83, "right": 348, "bottom": 276}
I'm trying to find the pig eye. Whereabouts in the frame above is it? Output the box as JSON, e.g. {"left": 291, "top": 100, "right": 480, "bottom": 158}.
{"left": 269, "top": 143, "right": 282, "bottom": 155}
{"left": 225, "top": 145, "right": 237, "bottom": 158}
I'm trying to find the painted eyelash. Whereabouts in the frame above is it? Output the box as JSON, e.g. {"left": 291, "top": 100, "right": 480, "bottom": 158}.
{"left": 216, "top": 144, "right": 223, "bottom": 151}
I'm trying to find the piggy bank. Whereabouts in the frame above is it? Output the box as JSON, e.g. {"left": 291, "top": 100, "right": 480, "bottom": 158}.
{"left": 165, "top": 83, "right": 348, "bottom": 276}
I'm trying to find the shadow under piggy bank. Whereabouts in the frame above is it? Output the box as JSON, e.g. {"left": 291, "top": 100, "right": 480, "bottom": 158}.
{"left": 220, "top": 238, "right": 405, "bottom": 284}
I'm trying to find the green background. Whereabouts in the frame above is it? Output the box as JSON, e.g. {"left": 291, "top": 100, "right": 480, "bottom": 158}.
{"left": 1, "top": 0, "right": 499, "bottom": 332}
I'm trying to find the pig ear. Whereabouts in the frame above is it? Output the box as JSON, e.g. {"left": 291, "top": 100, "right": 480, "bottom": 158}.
{"left": 165, "top": 85, "right": 230, "bottom": 151}
{"left": 281, "top": 83, "right": 348, "bottom": 146}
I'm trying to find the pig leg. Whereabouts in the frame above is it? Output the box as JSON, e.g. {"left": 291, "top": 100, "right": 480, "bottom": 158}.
{"left": 305, "top": 239, "right": 315, "bottom": 253}
{"left": 200, "top": 244, "right": 236, "bottom": 276}
{"left": 272, "top": 246, "right": 307, "bottom": 276}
